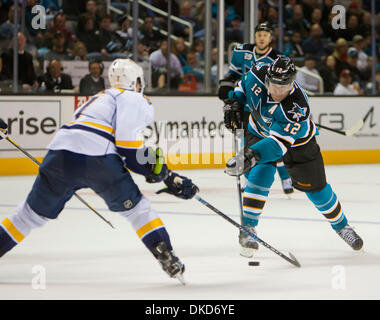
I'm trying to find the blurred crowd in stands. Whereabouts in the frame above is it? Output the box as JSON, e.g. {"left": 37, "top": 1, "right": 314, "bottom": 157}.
{"left": 0, "top": 0, "right": 379, "bottom": 95}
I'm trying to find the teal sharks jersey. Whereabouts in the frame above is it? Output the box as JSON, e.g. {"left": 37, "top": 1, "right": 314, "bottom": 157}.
{"left": 228, "top": 44, "right": 281, "bottom": 78}
{"left": 231, "top": 64, "right": 318, "bottom": 163}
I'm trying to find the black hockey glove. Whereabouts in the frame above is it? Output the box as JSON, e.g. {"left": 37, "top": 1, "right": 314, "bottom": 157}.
{"left": 145, "top": 147, "right": 169, "bottom": 183}
{"left": 223, "top": 99, "right": 244, "bottom": 132}
{"left": 0, "top": 118, "right": 8, "bottom": 140}
{"left": 156, "top": 171, "right": 199, "bottom": 200}
{"left": 225, "top": 147, "right": 260, "bottom": 176}
{"left": 218, "top": 79, "right": 235, "bottom": 101}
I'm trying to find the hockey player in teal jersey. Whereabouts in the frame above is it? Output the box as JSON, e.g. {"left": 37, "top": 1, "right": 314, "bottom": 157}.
{"left": 219, "top": 23, "right": 293, "bottom": 197}
{"left": 224, "top": 56, "right": 363, "bottom": 257}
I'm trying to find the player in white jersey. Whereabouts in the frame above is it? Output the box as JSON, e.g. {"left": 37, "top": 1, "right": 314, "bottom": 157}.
{"left": 0, "top": 59, "right": 198, "bottom": 283}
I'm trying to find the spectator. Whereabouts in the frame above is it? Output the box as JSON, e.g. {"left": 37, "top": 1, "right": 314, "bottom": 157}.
{"left": 358, "top": 11, "right": 372, "bottom": 37}
{"left": 183, "top": 51, "right": 204, "bottom": 83}
{"left": 0, "top": 4, "right": 22, "bottom": 40}
{"left": 0, "top": 1, "right": 11, "bottom": 25}
{"left": 336, "top": 47, "right": 363, "bottom": 84}
{"left": 149, "top": 39, "right": 183, "bottom": 89}
{"left": 302, "top": 24, "right": 329, "bottom": 60}
{"left": 114, "top": 15, "right": 141, "bottom": 56}
{"left": 140, "top": 15, "right": 164, "bottom": 54}
{"left": 1, "top": 32, "right": 37, "bottom": 92}
{"left": 301, "top": 0, "right": 315, "bottom": 21}
{"left": 296, "top": 54, "right": 321, "bottom": 93}
{"left": 310, "top": 8, "right": 323, "bottom": 26}
{"left": 210, "top": 47, "right": 228, "bottom": 86}
{"left": 43, "top": 32, "right": 72, "bottom": 61}
{"left": 321, "top": 0, "right": 334, "bottom": 22}
{"left": 288, "top": 31, "right": 305, "bottom": 58}
{"left": 173, "top": 1, "right": 202, "bottom": 39}
{"left": 49, "top": 12, "right": 76, "bottom": 48}
{"left": 98, "top": 14, "right": 117, "bottom": 59}
{"left": 332, "top": 38, "right": 348, "bottom": 76}
{"left": 134, "top": 41, "right": 150, "bottom": 63}
{"left": 83, "top": 0, "right": 101, "bottom": 29}
{"left": 72, "top": 41, "right": 88, "bottom": 61}
{"left": 339, "top": 14, "right": 360, "bottom": 41}
{"left": 286, "top": 4, "right": 310, "bottom": 39}
{"left": 351, "top": 34, "right": 369, "bottom": 73}
{"left": 263, "top": 6, "right": 278, "bottom": 27}
{"left": 192, "top": 38, "right": 205, "bottom": 68}
{"left": 76, "top": 13, "right": 102, "bottom": 55}
{"left": 172, "top": 37, "right": 188, "bottom": 67}
{"left": 334, "top": 69, "right": 363, "bottom": 95}
{"left": 317, "top": 55, "right": 339, "bottom": 93}
{"left": 38, "top": 59, "right": 74, "bottom": 92}
{"left": 225, "top": 14, "right": 244, "bottom": 44}
{"left": 79, "top": 60, "right": 105, "bottom": 95}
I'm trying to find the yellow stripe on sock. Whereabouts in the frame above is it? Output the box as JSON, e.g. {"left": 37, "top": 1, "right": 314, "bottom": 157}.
{"left": 1, "top": 218, "right": 24, "bottom": 243}
{"left": 136, "top": 218, "right": 164, "bottom": 238}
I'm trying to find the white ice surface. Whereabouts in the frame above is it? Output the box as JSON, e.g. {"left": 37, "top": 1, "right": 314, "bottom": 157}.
{"left": 0, "top": 165, "right": 379, "bottom": 300}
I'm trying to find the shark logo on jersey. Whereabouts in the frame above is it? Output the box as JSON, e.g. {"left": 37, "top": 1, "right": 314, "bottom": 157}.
{"left": 288, "top": 103, "right": 307, "bottom": 122}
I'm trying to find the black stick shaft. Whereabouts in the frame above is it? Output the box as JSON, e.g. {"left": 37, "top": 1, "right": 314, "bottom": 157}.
{"left": 5, "top": 137, "right": 115, "bottom": 229}
{"left": 195, "top": 195, "right": 301, "bottom": 267}
{"left": 314, "top": 123, "right": 346, "bottom": 136}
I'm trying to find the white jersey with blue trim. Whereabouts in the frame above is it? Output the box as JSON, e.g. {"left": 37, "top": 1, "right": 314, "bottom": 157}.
{"left": 48, "top": 88, "right": 154, "bottom": 156}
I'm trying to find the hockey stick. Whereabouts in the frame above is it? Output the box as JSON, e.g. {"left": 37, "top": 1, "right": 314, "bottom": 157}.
{"left": 0, "top": 132, "right": 115, "bottom": 229}
{"left": 314, "top": 118, "right": 364, "bottom": 136}
{"left": 195, "top": 195, "right": 301, "bottom": 268}
{"left": 233, "top": 130, "right": 244, "bottom": 225}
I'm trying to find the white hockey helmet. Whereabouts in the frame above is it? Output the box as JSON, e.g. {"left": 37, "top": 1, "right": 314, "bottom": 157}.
{"left": 108, "top": 58, "right": 145, "bottom": 92}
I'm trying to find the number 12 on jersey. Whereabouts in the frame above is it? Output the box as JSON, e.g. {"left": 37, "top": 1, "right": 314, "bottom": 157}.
{"left": 283, "top": 122, "right": 301, "bottom": 135}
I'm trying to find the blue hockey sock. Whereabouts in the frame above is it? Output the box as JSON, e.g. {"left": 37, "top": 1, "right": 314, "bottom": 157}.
{"left": 306, "top": 184, "right": 348, "bottom": 231}
{"left": 242, "top": 163, "right": 276, "bottom": 227}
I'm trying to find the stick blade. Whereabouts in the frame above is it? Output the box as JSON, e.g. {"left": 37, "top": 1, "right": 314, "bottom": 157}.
{"left": 345, "top": 119, "right": 364, "bottom": 136}
{"left": 289, "top": 252, "right": 301, "bottom": 268}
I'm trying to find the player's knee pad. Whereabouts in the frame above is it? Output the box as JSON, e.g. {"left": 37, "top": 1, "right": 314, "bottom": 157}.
{"left": 4, "top": 201, "right": 49, "bottom": 241}
{"left": 247, "top": 162, "right": 276, "bottom": 189}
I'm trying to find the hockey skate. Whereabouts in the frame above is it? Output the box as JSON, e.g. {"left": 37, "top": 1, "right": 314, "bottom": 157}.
{"left": 152, "top": 241, "right": 185, "bottom": 285}
{"left": 281, "top": 178, "right": 294, "bottom": 196}
{"left": 239, "top": 226, "right": 259, "bottom": 258}
{"left": 336, "top": 225, "right": 363, "bottom": 251}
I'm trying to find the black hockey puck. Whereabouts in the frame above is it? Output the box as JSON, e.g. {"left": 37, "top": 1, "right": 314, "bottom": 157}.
{"left": 248, "top": 261, "right": 260, "bottom": 266}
